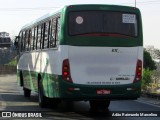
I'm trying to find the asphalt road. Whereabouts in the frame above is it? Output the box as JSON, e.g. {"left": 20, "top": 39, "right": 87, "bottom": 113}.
{"left": 0, "top": 74, "right": 160, "bottom": 120}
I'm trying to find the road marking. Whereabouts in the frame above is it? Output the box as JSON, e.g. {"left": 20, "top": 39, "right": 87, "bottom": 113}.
{"left": 0, "top": 94, "right": 7, "bottom": 110}
{"left": 135, "top": 99, "right": 160, "bottom": 108}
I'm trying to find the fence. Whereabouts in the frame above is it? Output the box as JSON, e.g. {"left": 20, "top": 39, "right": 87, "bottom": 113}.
{"left": 0, "top": 65, "right": 17, "bottom": 74}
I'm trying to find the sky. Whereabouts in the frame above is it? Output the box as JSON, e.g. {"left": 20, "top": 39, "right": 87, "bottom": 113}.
{"left": 0, "top": 0, "right": 160, "bottom": 49}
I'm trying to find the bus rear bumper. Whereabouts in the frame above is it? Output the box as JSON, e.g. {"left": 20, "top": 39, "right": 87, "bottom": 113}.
{"left": 59, "top": 79, "right": 141, "bottom": 101}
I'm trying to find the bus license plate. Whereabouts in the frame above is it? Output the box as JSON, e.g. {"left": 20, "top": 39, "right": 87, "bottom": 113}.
{"left": 96, "top": 89, "right": 111, "bottom": 94}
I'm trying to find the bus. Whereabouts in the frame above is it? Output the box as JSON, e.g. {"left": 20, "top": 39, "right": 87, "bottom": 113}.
{"left": 0, "top": 32, "right": 11, "bottom": 47}
{"left": 16, "top": 4, "right": 143, "bottom": 110}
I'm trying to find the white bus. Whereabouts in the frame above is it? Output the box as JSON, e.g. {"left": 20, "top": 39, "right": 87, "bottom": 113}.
{"left": 17, "top": 4, "right": 143, "bottom": 110}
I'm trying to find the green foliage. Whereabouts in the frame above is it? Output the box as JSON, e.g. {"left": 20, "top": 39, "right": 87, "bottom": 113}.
{"left": 153, "top": 49, "right": 160, "bottom": 60}
{"left": 143, "top": 50, "right": 157, "bottom": 70}
{"left": 146, "top": 47, "right": 160, "bottom": 61}
{"left": 142, "top": 69, "right": 152, "bottom": 90}
{"left": 5, "top": 56, "right": 18, "bottom": 66}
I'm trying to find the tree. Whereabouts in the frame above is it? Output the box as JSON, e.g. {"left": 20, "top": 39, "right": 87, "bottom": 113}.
{"left": 143, "top": 49, "right": 157, "bottom": 70}
{"left": 152, "top": 70, "right": 160, "bottom": 85}
{"left": 145, "top": 46, "right": 160, "bottom": 61}
{"left": 142, "top": 69, "right": 152, "bottom": 91}
{"left": 143, "top": 47, "right": 160, "bottom": 93}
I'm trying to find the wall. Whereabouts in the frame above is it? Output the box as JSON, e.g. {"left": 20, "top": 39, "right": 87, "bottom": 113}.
{"left": 0, "top": 65, "right": 17, "bottom": 75}
{"left": 0, "top": 47, "right": 17, "bottom": 65}
{"left": 0, "top": 47, "right": 17, "bottom": 74}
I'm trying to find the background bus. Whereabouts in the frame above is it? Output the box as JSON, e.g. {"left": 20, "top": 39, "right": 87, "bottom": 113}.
{"left": 17, "top": 4, "right": 143, "bottom": 110}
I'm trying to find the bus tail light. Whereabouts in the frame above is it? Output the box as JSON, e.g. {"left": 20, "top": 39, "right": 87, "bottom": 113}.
{"left": 134, "top": 59, "right": 142, "bottom": 83}
{"left": 62, "top": 59, "right": 73, "bottom": 82}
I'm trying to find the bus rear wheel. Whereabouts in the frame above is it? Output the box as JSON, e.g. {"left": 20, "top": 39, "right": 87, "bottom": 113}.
{"left": 49, "top": 98, "right": 61, "bottom": 109}
{"left": 89, "top": 100, "right": 110, "bottom": 111}
{"left": 23, "top": 88, "right": 31, "bottom": 97}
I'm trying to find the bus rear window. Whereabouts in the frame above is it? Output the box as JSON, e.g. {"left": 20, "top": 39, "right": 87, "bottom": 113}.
{"left": 69, "top": 11, "right": 138, "bottom": 37}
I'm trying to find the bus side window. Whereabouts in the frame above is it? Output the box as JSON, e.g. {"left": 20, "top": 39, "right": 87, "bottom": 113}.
{"left": 22, "top": 31, "right": 25, "bottom": 52}
{"left": 28, "top": 30, "right": 32, "bottom": 51}
{"left": 41, "top": 24, "right": 44, "bottom": 49}
{"left": 37, "top": 25, "right": 42, "bottom": 50}
{"left": 25, "top": 30, "right": 31, "bottom": 51}
{"left": 35, "top": 26, "right": 38, "bottom": 50}
{"left": 31, "top": 28, "right": 35, "bottom": 50}
{"left": 48, "top": 21, "right": 51, "bottom": 48}
{"left": 50, "top": 18, "right": 56, "bottom": 48}
{"left": 41, "top": 24, "right": 45, "bottom": 49}
{"left": 43, "top": 21, "right": 50, "bottom": 49}
{"left": 26, "top": 30, "right": 31, "bottom": 51}
{"left": 19, "top": 32, "right": 22, "bottom": 52}
{"left": 56, "top": 17, "right": 60, "bottom": 47}
{"left": 24, "top": 31, "right": 29, "bottom": 51}
{"left": 24, "top": 30, "right": 28, "bottom": 51}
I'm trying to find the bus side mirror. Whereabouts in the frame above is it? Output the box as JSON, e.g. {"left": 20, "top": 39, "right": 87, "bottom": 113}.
{"left": 14, "top": 36, "right": 20, "bottom": 50}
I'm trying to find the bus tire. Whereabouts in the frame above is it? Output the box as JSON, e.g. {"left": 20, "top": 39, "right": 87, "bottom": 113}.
{"left": 38, "top": 81, "right": 47, "bottom": 108}
{"left": 20, "top": 71, "right": 24, "bottom": 86}
{"left": 49, "top": 98, "right": 61, "bottom": 109}
{"left": 23, "top": 88, "right": 31, "bottom": 97}
{"left": 89, "top": 100, "right": 110, "bottom": 111}
{"left": 107, "top": 100, "right": 110, "bottom": 108}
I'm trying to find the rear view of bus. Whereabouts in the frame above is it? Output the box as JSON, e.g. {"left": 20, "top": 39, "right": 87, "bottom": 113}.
{"left": 60, "top": 5, "right": 143, "bottom": 109}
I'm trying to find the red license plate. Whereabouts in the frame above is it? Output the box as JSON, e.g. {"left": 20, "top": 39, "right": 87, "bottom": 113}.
{"left": 96, "top": 89, "right": 111, "bottom": 95}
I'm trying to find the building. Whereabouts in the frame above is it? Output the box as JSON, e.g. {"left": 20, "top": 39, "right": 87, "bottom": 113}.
{"left": 0, "top": 32, "right": 11, "bottom": 47}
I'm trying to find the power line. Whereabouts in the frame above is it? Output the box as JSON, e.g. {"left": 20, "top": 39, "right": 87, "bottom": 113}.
{"left": 121, "top": 0, "right": 160, "bottom": 5}
{"left": 0, "top": 7, "right": 59, "bottom": 11}
{"left": 0, "top": 1, "right": 159, "bottom": 12}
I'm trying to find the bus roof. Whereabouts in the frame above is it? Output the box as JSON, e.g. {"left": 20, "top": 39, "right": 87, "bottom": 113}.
{"left": 65, "top": 4, "right": 140, "bottom": 12}
{"left": 20, "top": 4, "right": 140, "bottom": 31}
{"left": 21, "top": 6, "right": 64, "bottom": 30}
